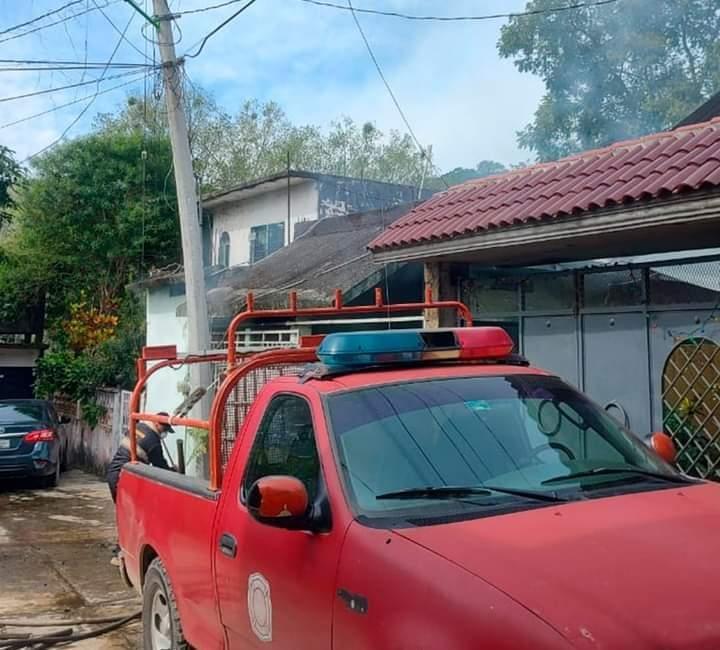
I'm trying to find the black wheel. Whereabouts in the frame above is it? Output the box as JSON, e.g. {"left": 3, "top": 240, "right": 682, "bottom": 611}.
{"left": 60, "top": 441, "right": 68, "bottom": 472}
{"left": 143, "top": 557, "right": 188, "bottom": 650}
{"left": 42, "top": 462, "right": 60, "bottom": 489}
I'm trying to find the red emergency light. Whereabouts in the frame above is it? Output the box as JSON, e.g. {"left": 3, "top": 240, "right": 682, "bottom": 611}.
{"left": 317, "top": 327, "right": 514, "bottom": 369}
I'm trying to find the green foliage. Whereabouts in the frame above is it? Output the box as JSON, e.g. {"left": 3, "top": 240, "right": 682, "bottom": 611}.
{"left": 6, "top": 131, "right": 179, "bottom": 319}
{"left": 34, "top": 293, "right": 144, "bottom": 425}
{"left": 96, "top": 94, "right": 430, "bottom": 190}
{"left": 430, "top": 160, "right": 508, "bottom": 189}
{"left": 0, "top": 145, "right": 22, "bottom": 225}
{"left": 34, "top": 349, "right": 105, "bottom": 427}
{"left": 499, "top": 0, "right": 720, "bottom": 160}
{"left": 186, "top": 427, "right": 209, "bottom": 464}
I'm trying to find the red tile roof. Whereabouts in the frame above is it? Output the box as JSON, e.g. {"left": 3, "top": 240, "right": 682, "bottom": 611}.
{"left": 370, "top": 117, "right": 720, "bottom": 253}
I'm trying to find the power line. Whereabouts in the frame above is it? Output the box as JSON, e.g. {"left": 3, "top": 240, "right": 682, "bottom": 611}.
{"left": 344, "top": 0, "right": 447, "bottom": 188}
{"left": 0, "top": 1, "right": 119, "bottom": 45}
{"left": 0, "top": 64, "right": 152, "bottom": 72}
{"left": 184, "top": 0, "right": 259, "bottom": 58}
{"left": 23, "top": 12, "right": 143, "bottom": 163}
{"left": 175, "top": 0, "right": 250, "bottom": 14}
{"left": 92, "top": 0, "right": 152, "bottom": 62}
{"left": 0, "top": 58, "right": 152, "bottom": 67}
{"left": 0, "top": 76, "right": 149, "bottom": 130}
{"left": 0, "top": 0, "right": 85, "bottom": 36}
{"left": 0, "top": 68, "right": 150, "bottom": 104}
{"left": 297, "top": 0, "right": 620, "bottom": 21}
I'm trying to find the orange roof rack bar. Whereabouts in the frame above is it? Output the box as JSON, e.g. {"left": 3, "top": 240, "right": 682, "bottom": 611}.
{"left": 225, "top": 286, "right": 473, "bottom": 366}
{"left": 129, "top": 286, "right": 473, "bottom": 486}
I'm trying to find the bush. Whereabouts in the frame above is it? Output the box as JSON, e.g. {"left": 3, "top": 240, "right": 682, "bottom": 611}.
{"left": 34, "top": 294, "right": 145, "bottom": 427}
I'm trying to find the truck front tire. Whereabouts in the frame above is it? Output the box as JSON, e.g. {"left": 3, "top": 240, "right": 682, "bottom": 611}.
{"left": 143, "top": 557, "right": 188, "bottom": 650}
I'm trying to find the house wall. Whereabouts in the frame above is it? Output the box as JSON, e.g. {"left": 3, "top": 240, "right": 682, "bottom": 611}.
{"left": 144, "top": 285, "right": 189, "bottom": 467}
{"left": 317, "top": 176, "right": 426, "bottom": 219}
{"left": 210, "top": 181, "right": 319, "bottom": 267}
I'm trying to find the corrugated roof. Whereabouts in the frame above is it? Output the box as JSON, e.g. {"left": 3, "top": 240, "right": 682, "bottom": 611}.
{"left": 370, "top": 117, "right": 720, "bottom": 253}
{"left": 205, "top": 204, "right": 416, "bottom": 315}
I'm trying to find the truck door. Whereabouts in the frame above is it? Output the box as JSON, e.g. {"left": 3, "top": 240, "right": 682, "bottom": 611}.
{"left": 214, "top": 391, "right": 343, "bottom": 649}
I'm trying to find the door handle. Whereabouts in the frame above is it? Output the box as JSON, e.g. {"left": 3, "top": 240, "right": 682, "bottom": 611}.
{"left": 219, "top": 533, "right": 237, "bottom": 558}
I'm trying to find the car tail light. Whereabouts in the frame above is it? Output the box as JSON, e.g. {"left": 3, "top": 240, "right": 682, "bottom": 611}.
{"left": 24, "top": 429, "right": 55, "bottom": 443}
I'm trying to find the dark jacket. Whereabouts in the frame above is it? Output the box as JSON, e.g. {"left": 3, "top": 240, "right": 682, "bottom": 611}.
{"left": 106, "top": 423, "right": 171, "bottom": 495}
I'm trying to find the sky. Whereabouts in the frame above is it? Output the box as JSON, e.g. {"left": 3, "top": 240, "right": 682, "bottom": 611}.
{"left": 0, "top": 0, "right": 546, "bottom": 173}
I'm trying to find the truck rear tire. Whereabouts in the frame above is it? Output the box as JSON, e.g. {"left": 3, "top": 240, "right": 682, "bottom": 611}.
{"left": 142, "top": 557, "right": 188, "bottom": 650}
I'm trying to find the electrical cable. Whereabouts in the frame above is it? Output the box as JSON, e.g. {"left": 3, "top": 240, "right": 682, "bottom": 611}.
{"left": 344, "top": 0, "right": 448, "bottom": 189}
{"left": 81, "top": 0, "right": 91, "bottom": 84}
{"left": 0, "top": 0, "right": 85, "bottom": 36}
{"left": 23, "top": 12, "right": 144, "bottom": 163}
{"left": 184, "top": 0, "right": 259, "bottom": 58}
{"left": 298, "top": 0, "right": 621, "bottom": 21}
{"left": 92, "top": 0, "right": 153, "bottom": 62}
{"left": 0, "top": 68, "right": 150, "bottom": 105}
{"left": 0, "top": 59, "right": 152, "bottom": 67}
{"left": 176, "top": 0, "right": 252, "bottom": 14}
{"left": 0, "top": 76, "right": 148, "bottom": 130}
{"left": 0, "top": 1, "right": 120, "bottom": 45}
{"left": 0, "top": 64, "right": 152, "bottom": 72}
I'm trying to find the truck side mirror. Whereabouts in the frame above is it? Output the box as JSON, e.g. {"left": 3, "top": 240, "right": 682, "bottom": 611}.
{"left": 649, "top": 432, "right": 677, "bottom": 464}
{"left": 247, "top": 476, "right": 310, "bottom": 529}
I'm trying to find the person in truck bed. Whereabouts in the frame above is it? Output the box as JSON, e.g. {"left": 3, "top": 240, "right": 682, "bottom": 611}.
{"left": 107, "top": 413, "right": 175, "bottom": 565}
{"left": 106, "top": 412, "right": 175, "bottom": 502}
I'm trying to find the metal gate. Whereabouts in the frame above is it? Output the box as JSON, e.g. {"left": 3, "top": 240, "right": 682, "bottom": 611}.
{"left": 662, "top": 337, "right": 720, "bottom": 479}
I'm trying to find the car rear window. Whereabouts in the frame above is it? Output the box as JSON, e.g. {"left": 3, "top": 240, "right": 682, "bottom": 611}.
{"left": 0, "top": 403, "right": 45, "bottom": 423}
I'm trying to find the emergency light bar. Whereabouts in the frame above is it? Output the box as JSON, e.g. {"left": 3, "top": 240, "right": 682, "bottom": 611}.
{"left": 316, "top": 327, "right": 514, "bottom": 370}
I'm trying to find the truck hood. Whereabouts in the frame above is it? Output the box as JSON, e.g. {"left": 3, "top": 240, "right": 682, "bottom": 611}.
{"left": 396, "top": 483, "right": 720, "bottom": 649}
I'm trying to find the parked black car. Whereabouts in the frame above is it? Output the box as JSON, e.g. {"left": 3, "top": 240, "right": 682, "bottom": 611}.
{"left": 0, "top": 399, "right": 69, "bottom": 487}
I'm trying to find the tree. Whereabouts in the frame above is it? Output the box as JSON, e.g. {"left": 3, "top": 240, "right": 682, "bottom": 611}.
{"left": 427, "top": 160, "right": 507, "bottom": 190}
{"left": 0, "top": 146, "right": 22, "bottom": 225}
{"left": 3, "top": 131, "right": 179, "bottom": 318}
{"left": 96, "top": 91, "right": 430, "bottom": 190}
{"left": 499, "top": 0, "right": 720, "bottom": 160}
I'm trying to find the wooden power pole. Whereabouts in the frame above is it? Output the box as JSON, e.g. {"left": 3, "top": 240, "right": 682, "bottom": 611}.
{"left": 151, "top": 0, "right": 211, "bottom": 415}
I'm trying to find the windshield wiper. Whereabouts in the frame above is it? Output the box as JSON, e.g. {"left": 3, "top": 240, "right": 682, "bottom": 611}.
{"left": 376, "top": 484, "right": 567, "bottom": 503}
{"left": 542, "top": 467, "right": 696, "bottom": 486}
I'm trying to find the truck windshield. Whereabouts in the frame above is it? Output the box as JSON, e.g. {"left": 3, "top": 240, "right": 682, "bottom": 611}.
{"left": 326, "top": 374, "right": 683, "bottom": 522}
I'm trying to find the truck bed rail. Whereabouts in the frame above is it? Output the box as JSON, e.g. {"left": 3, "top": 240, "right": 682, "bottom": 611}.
{"left": 129, "top": 287, "right": 473, "bottom": 490}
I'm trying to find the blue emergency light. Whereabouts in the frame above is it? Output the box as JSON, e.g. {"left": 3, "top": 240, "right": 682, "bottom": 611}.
{"left": 316, "top": 327, "right": 514, "bottom": 370}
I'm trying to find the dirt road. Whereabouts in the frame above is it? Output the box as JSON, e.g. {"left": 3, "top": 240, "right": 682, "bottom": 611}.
{"left": 0, "top": 470, "right": 141, "bottom": 648}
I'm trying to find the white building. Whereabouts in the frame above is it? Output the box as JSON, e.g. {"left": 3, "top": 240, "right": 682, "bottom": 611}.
{"left": 203, "top": 170, "right": 430, "bottom": 269}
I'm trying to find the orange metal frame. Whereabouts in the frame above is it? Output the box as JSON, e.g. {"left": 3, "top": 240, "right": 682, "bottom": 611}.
{"left": 129, "top": 287, "right": 473, "bottom": 490}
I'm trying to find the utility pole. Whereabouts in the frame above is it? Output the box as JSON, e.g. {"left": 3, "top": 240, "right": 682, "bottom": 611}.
{"left": 151, "top": 0, "right": 211, "bottom": 416}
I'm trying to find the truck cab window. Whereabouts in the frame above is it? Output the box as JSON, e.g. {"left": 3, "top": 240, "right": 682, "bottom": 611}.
{"left": 242, "top": 395, "right": 320, "bottom": 502}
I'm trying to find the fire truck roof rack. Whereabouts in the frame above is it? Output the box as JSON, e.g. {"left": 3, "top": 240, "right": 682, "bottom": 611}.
{"left": 129, "top": 286, "right": 474, "bottom": 490}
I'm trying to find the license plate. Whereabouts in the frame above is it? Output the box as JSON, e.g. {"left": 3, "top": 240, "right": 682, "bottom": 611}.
{"left": 0, "top": 439, "right": 10, "bottom": 449}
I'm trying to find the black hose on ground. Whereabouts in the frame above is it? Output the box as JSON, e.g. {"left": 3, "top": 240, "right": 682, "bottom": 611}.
{"left": 0, "top": 612, "right": 138, "bottom": 627}
{"left": 0, "top": 611, "right": 141, "bottom": 649}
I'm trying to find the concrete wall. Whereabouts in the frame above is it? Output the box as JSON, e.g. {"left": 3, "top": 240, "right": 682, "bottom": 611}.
{"left": 144, "top": 286, "right": 190, "bottom": 466}
{"left": 317, "top": 176, "right": 426, "bottom": 220}
{"left": 56, "top": 390, "right": 126, "bottom": 477}
{"left": 210, "top": 181, "right": 319, "bottom": 267}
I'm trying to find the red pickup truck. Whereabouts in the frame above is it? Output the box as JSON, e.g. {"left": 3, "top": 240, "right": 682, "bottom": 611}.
{"left": 117, "top": 293, "right": 720, "bottom": 650}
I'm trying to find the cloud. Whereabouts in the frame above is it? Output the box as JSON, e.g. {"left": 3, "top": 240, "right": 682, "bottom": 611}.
{"left": 0, "top": 0, "right": 544, "bottom": 169}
